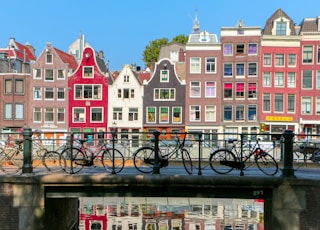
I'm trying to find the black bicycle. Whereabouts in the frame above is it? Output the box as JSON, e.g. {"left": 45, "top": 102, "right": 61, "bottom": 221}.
{"left": 133, "top": 133, "right": 193, "bottom": 174}
{"left": 209, "top": 138, "right": 278, "bottom": 176}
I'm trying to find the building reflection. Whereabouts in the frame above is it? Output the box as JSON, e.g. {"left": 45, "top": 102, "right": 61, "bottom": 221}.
{"left": 79, "top": 197, "right": 264, "bottom": 230}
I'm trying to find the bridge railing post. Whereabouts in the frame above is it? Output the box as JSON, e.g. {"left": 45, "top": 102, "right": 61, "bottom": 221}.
{"left": 281, "top": 129, "right": 295, "bottom": 178}
{"left": 152, "top": 130, "right": 160, "bottom": 174}
{"left": 22, "top": 127, "right": 33, "bottom": 174}
{"left": 66, "top": 133, "right": 74, "bottom": 174}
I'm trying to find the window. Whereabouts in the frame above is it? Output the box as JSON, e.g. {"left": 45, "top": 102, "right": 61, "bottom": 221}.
{"left": 236, "top": 83, "right": 244, "bottom": 99}
{"left": 275, "top": 54, "right": 284, "bottom": 66}
{"left": 45, "top": 87, "right": 54, "bottom": 99}
{"left": 5, "top": 79, "right": 12, "bottom": 93}
{"left": 275, "top": 94, "right": 284, "bottom": 112}
{"left": 318, "top": 45, "right": 320, "bottom": 63}
{"left": 224, "top": 83, "right": 233, "bottom": 99}
{"left": 45, "top": 69, "right": 54, "bottom": 81}
{"left": 83, "top": 66, "right": 93, "bottom": 77}
{"left": 224, "top": 63, "right": 232, "bottom": 77}
{"left": 57, "top": 69, "right": 65, "bottom": 79}
{"left": 303, "top": 46, "right": 313, "bottom": 63}
{"left": 263, "top": 72, "right": 271, "bottom": 86}
{"left": 248, "top": 43, "right": 257, "bottom": 55}
{"left": 190, "top": 105, "right": 200, "bottom": 121}
{"left": 57, "top": 108, "right": 65, "bottom": 122}
{"left": 317, "top": 71, "right": 320, "bottom": 89}
{"left": 224, "top": 44, "right": 232, "bottom": 55}
{"left": 46, "top": 53, "right": 53, "bottom": 64}
{"left": 57, "top": 88, "right": 65, "bottom": 100}
{"left": 190, "top": 81, "right": 200, "bottom": 97}
{"left": 124, "top": 75, "right": 129, "bottom": 82}
{"left": 224, "top": 105, "right": 232, "bottom": 121}
{"left": 190, "top": 57, "right": 201, "bottom": 73}
{"left": 34, "top": 68, "right": 41, "bottom": 79}
{"left": 236, "top": 105, "right": 244, "bottom": 121}
{"left": 170, "top": 51, "right": 178, "bottom": 62}
{"left": 236, "top": 63, "right": 245, "bottom": 76}
{"left": 288, "top": 95, "right": 295, "bottom": 113}
{"left": 74, "top": 85, "right": 102, "bottom": 99}
{"left": 206, "top": 57, "right": 216, "bottom": 73}
{"left": 154, "top": 88, "right": 175, "bottom": 100}
{"left": 159, "top": 107, "right": 169, "bottom": 123}
{"left": 205, "top": 81, "right": 216, "bottom": 97}
{"left": 123, "top": 89, "right": 129, "bottom": 98}
{"left": 44, "top": 108, "right": 54, "bottom": 122}
{"left": 316, "top": 97, "right": 320, "bottom": 115}
{"left": 113, "top": 107, "right": 122, "bottom": 120}
{"left": 147, "top": 107, "right": 156, "bottom": 123}
{"left": 5, "top": 104, "right": 12, "bottom": 119}
{"left": 302, "top": 70, "right": 312, "bottom": 89}
{"left": 248, "top": 104, "right": 257, "bottom": 121}
{"left": 129, "top": 108, "right": 138, "bottom": 121}
{"left": 302, "top": 97, "right": 312, "bottom": 114}
{"left": 248, "top": 83, "right": 257, "bottom": 99}
{"left": 130, "top": 89, "right": 134, "bottom": 98}
{"left": 288, "top": 54, "right": 296, "bottom": 66}
{"left": 160, "top": 70, "right": 169, "bottom": 82}
{"left": 15, "top": 79, "right": 24, "bottom": 94}
{"left": 248, "top": 63, "right": 257, "bottom": 76}
{"left": 91, "top": 108, "right": 103, "bottom": 122}
{"left": 34, "top": 108, "right": 41, "bottom": 122}
{"left": 288, "top": 72, "right": 296, "bottom": 87}
{"left": 33, "top": 87, "right": 42, "bottom": 99}
{"left": 263, "top": 54, "right": 271, "bottom": 66}
{"left": 275, "top": 72, "right": 284, "bottom": 87}
{"left": 236, "top": 44, "right": 245, "bottom": 54}
{"left": 172, "top": 107, "right": 182, "bottom": 123}
{"left": 263, "top": 94, "right": 271, "bottom": 112}
{"left": 205, "top": 105, "right": 216, "bottom": 121}
{"left": 73, "top": 108, "right": 85, "bottom": 122}
{"left": 276, "top": 21, "right": 287, "bottom": 35}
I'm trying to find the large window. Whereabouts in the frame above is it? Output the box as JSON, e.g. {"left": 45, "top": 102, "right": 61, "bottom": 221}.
{"left": 274, "top": 94, "right": 284, "bottom": 112}
{"left": 248, "top": 63, "right": 257, "bottom": 76}
{"left": 34, "top": 108, "right": 41, "bottom": 122}
{"left": 57, "top": 69, "right": 65, "bottom": 79}
{"left": 263, "top": 72, "right": 271, "bottom": 87}
{"left": 205, "top": 105, "right": 216, "bottom": 122}
{"left": 276, "top": 21, "right": 287, "bottom": 35}
{"left": 288, "top": 72, "right": 296, "bottom": 87}
{"left": 129, "top": 108, "right": 138, "bottom": 121}
{"left": 236, "top": 63, "right": 245, "bottom": 76}
{"left": 248, "top": 44, "right": 257, "bottom": 55}
{"left": 159, "top": 107, "right": 169, "bottom": 123}
{"left": 224, "top": 63, "right": 232, "bottom": 77}
{"left": 317, "top": 71, "right": 320, "bottom": 89}
{"left": 205, "top": 57, "right": 216, "bottom": 73}
{"left": 205, "top": 81, "right": 216, "bottom": 97}
{"left": 235, "top": 83, "right": 244, "bottom": 99}
{"left": 248, "top": 105, "right": 257, "bottom": 121}
{"left": 275, "top": 54, "right": 284, "bottom": 66}
{"left": 316, "top": 97, "right": 320, "bottom": 115}
{"left": 224, "top": 83, "right": 233, "bottom": 99}
{"left": 113, "top": 107, "right": 122, "bottom": 120}
{"left": 302, "top": 70, "right": 312, "bottom": 89}
{"left": 44, "top": 108, "right": 54, "bottom": 122}
{"left": 154, "top": 88, "right": 175, "bottom": 100}
{"left": 236, "top": 105, "right": 244, "bottom": 121}
{"left": 288, "top": 95, "right": 295, "bottom": 113}
{"left": 263, "top": 54, "right": 271, "bottom": 66}
{"left": 190, "top": 81, "right": 200, "bottom": 97}
{"left": 45, "top": 87, "right": 54, "bottom": 99}
{"left": 263, "top": 94, "right": 271, "bottom": 112}
{"left": 34, "top": 68, "right": 41, "bottom": 79}
{"left": 248, "top": 83, "right": 257, "bottom": 99}
{"left": 190, "top": 105, "right": 200, "bottom": 121}
{"left": 236, "top": 44, "right": 245, "bottom": 55}
{"left": 75, "top": 84, "right": 102, "bottom": 99}
{"left": 91, "top": 108, "right": 103, "bottom": 122}
{"left": 302, "top": 97, "right": 312, "bottom": 114}
{"left": 288, "top": 54, "right": 296, "bottom": 66}
{"left": 45, "top": 69, "right": 54, "bottom": 81}
{"left": 73, "top": 108, "right": 85, "bottom": 122}
{"left": 303, "top": 46, "right": 313, "bottom": 63}
{"left": 275, "top": 72, "right": 284, "bottom": 87}
{"left": 147, "top": 107, "right": 156, "bottom": 123}
{"left": 34, "top": 87, "right": 42, "bottom": 99}
{"left": 57, "top": 108, "right": 65, "bottom": 122}
{"left": 223, "top": 105, "right": 232, "bottom": 121}
{"left": 5, "top": 104, "right": 12, "bottom": 119}
{"left": 190, "top": 57, "right": 201, "bottom": 73}
{"left": 172, "top": 107, "right": 182, "bottom": 123}
{"left": 57, "top": 88, "right": 65, "bottom": 100}
{"left": 223, "top": 44, "right": 232, "bottom": 55}
{"left": 5, "top": 79, "right": 13, "bottom": 93}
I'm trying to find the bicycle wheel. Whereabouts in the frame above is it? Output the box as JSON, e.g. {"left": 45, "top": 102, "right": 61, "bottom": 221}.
{"left": 0, "top": 148, "right": 23, "bottom": 175}
{"left": 209, "top": 149, "right": 236, "bottom": 174}
{"left": 102, "top": 148, "right": 124, "bottom": 174}
{"left": 181, "top": 148, "right": 193, "bottom": 174}
{"left": 255, "top": 150, "right": 278, "bottom": 176}
{"left": 60, "top": 148, "right": 85, "bottom": 174}
{"left": 42, "top": 150, "right": 65, "bottom": 173}
{"left": 133, "top": 146, "right": 154, "bottom": 173}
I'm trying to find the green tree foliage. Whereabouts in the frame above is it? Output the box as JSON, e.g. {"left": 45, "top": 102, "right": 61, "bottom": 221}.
{"left": 142, "top": 34, "right": 188, "bottom": 67}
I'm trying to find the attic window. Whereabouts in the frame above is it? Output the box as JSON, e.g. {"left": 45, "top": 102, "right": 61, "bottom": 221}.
{"left": 276, "top": 21, "right": 287, "bottom": 35}
{"left": 83, "top": 66, "right": 93, "bottom": 78}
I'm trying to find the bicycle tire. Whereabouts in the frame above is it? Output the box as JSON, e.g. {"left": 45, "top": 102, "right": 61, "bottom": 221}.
{"left": 42, "top": 150, "right": 65, "bottom": 173}
{"left": 181, "top": 148, "right": 193, "bottom": 174}
{"left": 60, "top": 147, "right": 85, "bottom": 174}
{"left": 209, "top": 149, "right": 236, "bottom": 174}
{"left": 255, "top": 150, "right": 278, "bottom": 176}
{"left": 0, "top": 148, "right": 23, "bottom": 175}
{"left": 102, "top": 148, "right": 124, "bottom": 174}
{"left": 133, "top": 146, "right": 154, "bottom": 173}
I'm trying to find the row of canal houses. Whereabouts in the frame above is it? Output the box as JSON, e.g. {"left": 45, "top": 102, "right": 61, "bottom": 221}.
{"left": 0, "top": 8, "right": 320, "bottom": 145}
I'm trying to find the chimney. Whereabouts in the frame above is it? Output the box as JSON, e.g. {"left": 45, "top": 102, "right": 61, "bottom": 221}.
{"left": 179, "top": 48, "right": 185, "bottom": 62}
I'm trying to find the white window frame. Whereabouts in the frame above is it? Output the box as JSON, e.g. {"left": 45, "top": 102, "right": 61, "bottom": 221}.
{"left": 190, "top": 57, "right": 201, "bottom": 74}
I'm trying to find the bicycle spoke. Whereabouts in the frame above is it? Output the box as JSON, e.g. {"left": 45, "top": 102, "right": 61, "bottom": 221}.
{"left": 209, "top": 149, "right": 236, "bottom": 174}
{"left": 102, "top": 148, "right": 124, "bottom": 174}
{"left": 181, "top": 149, "right": 193, "bottom": 175}
{"left": 255, "top": 151, "right": 278, "bottom": 176}
{"left": 133, "top": 147, "right": 154, "bottom": 173}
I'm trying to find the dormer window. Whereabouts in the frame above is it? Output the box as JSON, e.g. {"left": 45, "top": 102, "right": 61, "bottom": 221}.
{"left": 199, "top": 31, "right": 210, "bottom": 42}
{"left": 276, "top": 21, "right": 287, "bottom": 35}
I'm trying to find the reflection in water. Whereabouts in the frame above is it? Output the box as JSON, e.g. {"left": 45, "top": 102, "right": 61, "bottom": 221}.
{"left": 79, "top": 197, "right": 264, "bottom": 230}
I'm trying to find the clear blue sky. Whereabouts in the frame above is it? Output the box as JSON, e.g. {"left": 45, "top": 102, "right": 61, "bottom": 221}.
{"left": 1, "top": 1, "right": 319, "bottom": 71}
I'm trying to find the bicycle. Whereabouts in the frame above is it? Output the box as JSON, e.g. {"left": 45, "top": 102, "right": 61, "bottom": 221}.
{"left": 60, "top": 138, "right": 125, "bottom": 174}
{"left": 209, "top": 138, "right": 278, "bottom": 176}
{"left": 293, "top": 139, "right": 320, "bottom": 169}
{"left": 0, "top": 139, "right": 24, "bottom": 175}
{"left": 133, "top": 133, "right": 193, "bottom": 174}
